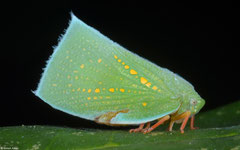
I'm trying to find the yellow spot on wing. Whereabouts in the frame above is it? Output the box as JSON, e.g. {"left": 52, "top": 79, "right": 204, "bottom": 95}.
{"left": 68, "top": 84, "right": 72, "bottom": 87}
{"left": 152, "top": 86, "right": 158, "bottom": 90}
{"left": 142, "top": 102, "right": 147, "bottom": 107}
{"left": 109, "top": 88, "right": 115, "bottom": 92}
{"left": 140, "top": 77, "right": 148, "bottom": 84}
{"left": 124, "top": 65, "right": 129, "bottom": 69}
{"left": 146, "top": 82, "right": 151, "bottom": 87}
{"left": 122, "top": 62, "right": 125, "bottom": 65}
{"left": 98, "top": 59, "right": 102, "bottom": 63}
{"left": 87, "top": 97, "right": 91, "bottom": 100}
{"left": 88, "top": 89, "right": 92, "bottom": 93}
{"left": 130, "top": 69, "right": 138, "bottom": 75}
{"left": 93, "top": 96, "right": 97, "bottom": 100}
{"left": 75, "top": 76, "right": 79, "bottom": 80}
{"left": 114, "top": 55, "right": 118, "bottom": 59}
{"left": 82, "top": 88, "right": 86, "bottom": 92}
{"left": 95, "top": 88, "right": 100, "bottom": 93}
{"left": 98, "top": 81, "right": 102, "bottom": 84}
{"left": 118, "top": 59, "right": 121, "bottom": 62}
{"left": 120, "top": 88, "right": 125, "bottom": 92}
{"left": 73, "top": 70, "right": 78, "bottom": 73}
{"left": 80, "top": 64, "right": 84, "bottom": 69}
{"left": 77, "top": 88, "right": 81, "bottom": 91}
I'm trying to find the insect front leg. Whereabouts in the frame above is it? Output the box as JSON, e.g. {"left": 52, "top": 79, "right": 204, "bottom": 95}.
{"left": 167, "top": 121, "right": 174, "bottom": 131}
{"left": 168, "top": 111, "right": 191, "bottom": 133}
{"left": 190, "top": 115, "right": 199, "bottom": 130}
{"left": 179, "top": 111, "right": 191, "bottom": 133}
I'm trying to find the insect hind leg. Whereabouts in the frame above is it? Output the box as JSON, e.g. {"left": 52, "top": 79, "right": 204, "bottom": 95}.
{"left": 129, "top": 123, "right": 145, "bottom": 133}
{"left": 129, "top": 122, "right": 151, "bottom": 133}
{"left": 142, "top": 115, "right": 170, "bottom": 134}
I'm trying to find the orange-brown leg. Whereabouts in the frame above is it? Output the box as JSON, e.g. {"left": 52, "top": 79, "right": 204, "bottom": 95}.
{"left": 169, "top": 111, "right": 191, "bottom": 133}
{"left": 180, "top": 111, "right": 191, "bottom": 133}
{"left": 167, "top": 121, "right": 174, "bottom": 131}
{"left": 143, "top": 122, "right": 151, "bottom": 130}
{"left": 129, "top": 123, "right": 145, "bottom": 133}
{"left": 190, "top": 115, "right": 199, "bottom": 130}
{"left": 142, "top": 115, "right": 170, "bottom": 134}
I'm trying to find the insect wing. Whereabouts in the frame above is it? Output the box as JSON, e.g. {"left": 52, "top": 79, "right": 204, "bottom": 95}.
{"left": 35, "top": 14, "right": 180, "bottom": 124}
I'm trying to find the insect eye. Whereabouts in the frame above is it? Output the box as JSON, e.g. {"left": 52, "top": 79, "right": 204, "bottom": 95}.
{"left": 191, "top": 99, "right": 197, "bottom": 105}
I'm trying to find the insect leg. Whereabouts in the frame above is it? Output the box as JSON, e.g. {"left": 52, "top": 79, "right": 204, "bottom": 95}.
{"left": 142, "top": 115, "right": 170, "bottom": 134}
{"left": 190, "top": 115, "right": 199, "bottom": 130}
{"left": 143, "top": 122, "right": 151, "bottom": 130}
{"left": 129, "top": 123, "right": 145, "bottom": 133}
{"left": 179, "top": 111, "right": 191, "bottom": 133}
{"left": 167, "top": 121, "right": 174, "bottom": 131}
{"left": 168, "top": 111, "right": 191, "bottom": 133}
{"left": 129, "top": 122, "right": 151, "bottom": 133}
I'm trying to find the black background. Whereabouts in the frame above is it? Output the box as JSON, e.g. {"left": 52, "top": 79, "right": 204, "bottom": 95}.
{"left": 2, "top": 1, "right": 239, "bottom": 128}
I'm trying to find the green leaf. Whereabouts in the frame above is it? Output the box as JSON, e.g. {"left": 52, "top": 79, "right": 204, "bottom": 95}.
{"left": 1, "top": 101, "right": 240, "bottom": 150}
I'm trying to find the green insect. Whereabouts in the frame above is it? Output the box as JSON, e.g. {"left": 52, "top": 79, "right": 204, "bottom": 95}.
{"left": 35, "top": 13, "right": 205, "bottom": 134}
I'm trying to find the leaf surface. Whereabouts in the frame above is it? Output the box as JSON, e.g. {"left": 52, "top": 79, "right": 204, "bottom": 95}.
{"left": 1, "top": 101, "right": 240, "bottom": 150}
